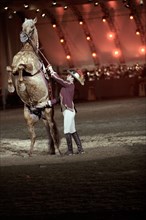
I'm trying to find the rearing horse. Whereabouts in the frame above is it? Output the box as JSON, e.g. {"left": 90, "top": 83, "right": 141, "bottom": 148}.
{"left": 6, "top": 18, "right": 61, "bottom": 156}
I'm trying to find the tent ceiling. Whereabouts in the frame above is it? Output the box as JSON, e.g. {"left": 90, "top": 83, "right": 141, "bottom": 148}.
{"left": 1, "top": 0, "right": 146, "bottom": 70}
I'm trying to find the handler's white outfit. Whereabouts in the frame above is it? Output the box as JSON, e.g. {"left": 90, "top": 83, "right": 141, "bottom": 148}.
{"left": 63, "top": 109, "right": 76, "bottom": 134}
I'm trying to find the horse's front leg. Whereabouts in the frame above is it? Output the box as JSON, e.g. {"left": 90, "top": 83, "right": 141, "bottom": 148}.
{"left": 24, "top": 105, "right": 39, "bottom": 156}
{"left": 18, "top": 65, "right": 26, "bottom": 92}
{"left": 43, "top": 108, "right": 61, "bottom": 155}
{"left": 6, "top": 66, "right": 15, "bottom": 93}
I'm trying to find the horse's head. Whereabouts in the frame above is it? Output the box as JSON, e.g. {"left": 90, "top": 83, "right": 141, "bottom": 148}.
{"left": 20, "top": 17, "right": 39, "bottom": 50}
{"left": 22, "top": 17, "right": 37, "bottom": 38}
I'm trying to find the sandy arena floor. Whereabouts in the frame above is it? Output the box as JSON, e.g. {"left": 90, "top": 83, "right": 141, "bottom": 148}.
{"left": 0, "top": 97, "right": 146, "bottom": 219}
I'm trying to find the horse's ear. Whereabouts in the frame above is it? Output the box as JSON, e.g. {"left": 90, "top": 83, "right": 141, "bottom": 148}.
{"left": 24, "top": 18, "right": 27, "bottom": 22}
{"left": 34, "top": 17, "right": 37, "bottom": 24}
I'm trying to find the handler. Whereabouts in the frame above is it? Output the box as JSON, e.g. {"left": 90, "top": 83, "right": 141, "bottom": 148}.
{"left": 47, "top": 64, "right": 85, "bottom": 155}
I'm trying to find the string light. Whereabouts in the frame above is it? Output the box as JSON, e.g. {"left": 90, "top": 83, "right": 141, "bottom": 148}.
{"left": 92, "top": 52, "right": 97, "bottom": 57}
{"left": 24, "top": 4, "right": 29, "bottom": 9}
{"left": 107, "top": 32, "right": 115, "bottom": 40}
{"left": 52, "top": 1, "right": 57, "bottom": 6}
{"left": 60, "top": 38, "right": 64, "bottom": 43}
{"left": 86, "top": 36, "right": 91, "bottom": 41}
{"left": 94, "top": 2, "right": 99, "bottom": 6}
{"left": 139, "top": 46, "right": 145, "bottom": 55}
{"left": 41, "top": 13, "right": 46, "bottom": 17}
{"left": 79, "top": 20, "right": 83, "bottom": 25}
{"left": 113, "top": 49, "right": 121, "bottom": 57}
{"left": 64, "top": 5, "right": 68, "bottom": 10}
{"left": 129, "top": 13, "right": 134, "bottom": 20}
{"left": 102, "top": 16, "right": 107, "bottom": 22}
{"left": 66, "top": 55, "right": 71, "bottom": 60}
{"left": 52, "top": 23, "right": 56, "bottom": 28}
{"left": 8, "top": 14, "right": 13, "bottom": 19}
{"left": 136, "top": 29, "right": 140, "bottom": 35}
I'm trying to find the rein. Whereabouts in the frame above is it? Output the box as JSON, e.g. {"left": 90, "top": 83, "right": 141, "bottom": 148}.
{"left": 20, "top": 31, "right": 50, "bottom": 65}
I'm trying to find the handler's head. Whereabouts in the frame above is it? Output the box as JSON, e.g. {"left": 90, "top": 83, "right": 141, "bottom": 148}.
{"left": 67, "top": 69, "right": 85, "bottom": 85}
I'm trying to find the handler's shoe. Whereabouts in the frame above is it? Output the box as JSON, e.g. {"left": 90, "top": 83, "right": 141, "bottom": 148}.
{"left": 64, "top": 150, "right": 73, "bottom": 156}
{"left": 75, "top": 149, "right": 85, "bottom": 154}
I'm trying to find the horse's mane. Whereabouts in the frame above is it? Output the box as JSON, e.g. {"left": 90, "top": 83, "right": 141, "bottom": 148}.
{"left": 33, "top": 26, "right": 39, "bottom": 51}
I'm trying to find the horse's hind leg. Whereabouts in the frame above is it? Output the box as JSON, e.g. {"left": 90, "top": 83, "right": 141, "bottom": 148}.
{"left": 24, "top": 105, "right": 39, "bottom": 156}
{"left": 42, "top": 119, "right": 56, "bottom": 155}
{"left": 43, "top": 108, "right": 61, "bottom": 155}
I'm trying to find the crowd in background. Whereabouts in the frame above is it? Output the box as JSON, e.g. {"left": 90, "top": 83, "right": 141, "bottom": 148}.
{"left": 1, "top": 63, "right": 146, "bottom": 109}
{"left": 80, "top": 63, "right": 146, "bottom": 81}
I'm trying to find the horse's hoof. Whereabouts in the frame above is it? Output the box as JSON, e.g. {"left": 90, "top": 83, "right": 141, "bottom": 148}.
{"left": 8, "top": 85, "right": 15, "bottom": 93}
{"left": 58, "top": 150, "right": 62, "bottom": 156}
{"left": 28, "top": 152, "right": 32, "bottom": 157}
{"left": 19, "top": 83, "right": 26, "bottom": 92}
{"left": 6, "top": 66, "right": 12, "bottom": 72}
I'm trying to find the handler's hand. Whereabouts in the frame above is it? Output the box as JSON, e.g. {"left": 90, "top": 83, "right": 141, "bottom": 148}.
{"left": 46, "top": 64, "right": 55, "bottom": 74}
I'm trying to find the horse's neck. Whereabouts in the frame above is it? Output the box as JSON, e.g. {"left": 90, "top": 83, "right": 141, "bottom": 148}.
{"left": 21, "top": 43, "right": 34, "bottom": 51}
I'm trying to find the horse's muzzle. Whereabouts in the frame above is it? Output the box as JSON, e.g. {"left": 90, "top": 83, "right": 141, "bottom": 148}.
{"left": 20, "top": 31, "right": 29, "bottom": 43}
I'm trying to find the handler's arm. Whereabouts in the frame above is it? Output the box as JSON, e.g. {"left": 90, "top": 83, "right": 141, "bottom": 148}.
{"left": 47, "top": 65, "right": 70, "bottom": 87}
